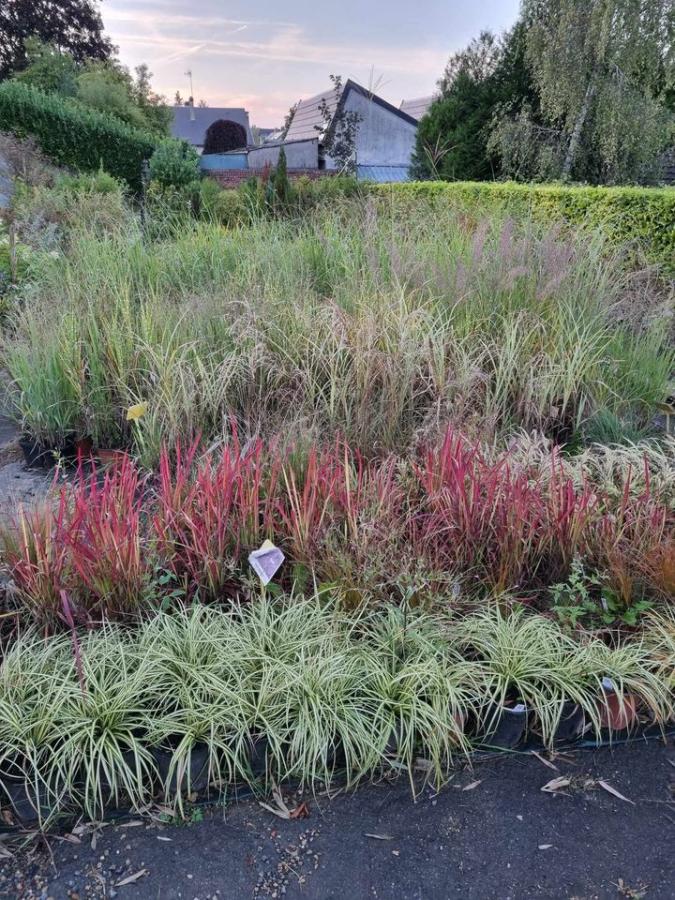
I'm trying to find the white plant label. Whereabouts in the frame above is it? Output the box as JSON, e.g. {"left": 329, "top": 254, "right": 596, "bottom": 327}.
{"left": 248, "top": 539, "right": 285, "bottom": 585}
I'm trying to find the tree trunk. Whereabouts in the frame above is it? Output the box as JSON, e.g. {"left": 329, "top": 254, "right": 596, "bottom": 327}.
{"left": 561, "top": 78, "right": 596, "bottom": 182}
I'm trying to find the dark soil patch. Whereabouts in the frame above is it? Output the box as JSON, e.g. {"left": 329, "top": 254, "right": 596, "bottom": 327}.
{"left": 1, "top": 739, "right": 673, "bottom": 899}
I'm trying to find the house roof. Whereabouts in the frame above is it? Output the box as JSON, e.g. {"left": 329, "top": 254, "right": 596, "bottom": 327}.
{"left": 170, "top": 106, "right": 252, "bottom": 147}
{"left": 284, "top": 79, "right": 418, "bottom": 143}
{"left": 399, "top": 95, "right": 435, "bottom": 121}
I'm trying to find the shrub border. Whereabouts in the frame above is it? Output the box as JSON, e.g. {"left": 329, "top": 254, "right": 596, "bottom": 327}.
{"left": 371, "top": 181, "right": 675, "bottom": 272}
{"left": 0, "top": 82, "right": 157, "bottom": 191}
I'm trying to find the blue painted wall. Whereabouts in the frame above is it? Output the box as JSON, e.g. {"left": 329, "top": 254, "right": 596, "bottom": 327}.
{"left": 200, "top": 153, "right": 248, "bottom": 171}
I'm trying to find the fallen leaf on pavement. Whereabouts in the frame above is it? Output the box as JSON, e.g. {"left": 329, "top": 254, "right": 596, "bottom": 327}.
{"left": 259, "top": 783, "right": 309, "bottom": 820}
{"left": 532, "top": 751, "right": 558, "bottom": 771}
{"left": 365, "top": 833, "right": 394, "bottom": 841}
{"left": 541, "top": 776, "right": 571, "bottom": 793}
{"left": 289, "top": 801, "right": 310, "bottom": 820}
{"left": 615, "top": 877, "right": 648, "bottom": 898}
{"left": 597, "top": 780, "right": 635, "bottom": 805}
{"left": 462, "top": 780, "right": 482, "bottom": 791}
{"left": 156, "top": 836, "right": 172, "bottom": 842}
{"left": 115, "top": 868, "right": 149, "bottom": 886}
{"left": 538, "top": 844, "right": 553, "bottom": 850}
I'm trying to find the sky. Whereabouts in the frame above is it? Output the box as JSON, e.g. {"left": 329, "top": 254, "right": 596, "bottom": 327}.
{"left": 102, "top": 0, "right": 521, "bottom": 127}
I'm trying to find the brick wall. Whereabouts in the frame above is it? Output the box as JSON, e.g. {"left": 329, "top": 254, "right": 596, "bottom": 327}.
{"left": 210, "top": 168, "right": 336, "bottom": 189}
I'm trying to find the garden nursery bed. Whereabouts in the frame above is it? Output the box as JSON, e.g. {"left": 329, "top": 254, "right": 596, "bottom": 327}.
{"left": 0, "top": 168, "right": 673, "bottom": 832}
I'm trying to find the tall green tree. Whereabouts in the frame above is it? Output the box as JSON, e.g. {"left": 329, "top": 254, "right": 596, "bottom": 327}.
{"left": 413, "top": 26, "right": 537, "bottom": 181}
{"left": 493, "top": 0, "right": 674, "bottom": 183}
{"left": 0, "top": 0, "right": 113, "bottom": 80}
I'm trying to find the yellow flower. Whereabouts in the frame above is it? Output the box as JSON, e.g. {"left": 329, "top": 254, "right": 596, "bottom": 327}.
{"left": 126, "top": 403, "right": 148, "bottom": 422}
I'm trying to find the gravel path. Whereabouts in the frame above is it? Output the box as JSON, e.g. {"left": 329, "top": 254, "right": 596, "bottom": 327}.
{"left": 0, "top": 416, "right": 53, "bottom": 524}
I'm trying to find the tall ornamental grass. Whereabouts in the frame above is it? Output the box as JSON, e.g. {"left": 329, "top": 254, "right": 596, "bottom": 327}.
{"left": 5, "top": 201, "right": 672, "bottom": 464}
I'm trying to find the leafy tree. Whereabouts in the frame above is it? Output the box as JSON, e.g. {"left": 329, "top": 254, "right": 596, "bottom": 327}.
{"left": 13, "top": 36, "right": 78, "bottom": 95}
{"left": 0, "top": 0, "right": 113, "bottom": 80}
{"left": 316, "top": 75, "right": 362, "bottom": 174}
{"left": 12, "top": 41, "right": 170, "bottom": 136}
{"left": 493, "top": 0, "right": 675, "bottom": 183}
{"left": 149, "top": 139, "right": 200, "bottom": 189}
{"left": 438, "top": 30, "right": 501, "bottom": 92}
{"left": 76, "top": 61, "right": 144, "bottom": 128}
{"left": 131, "top": 63, "right": 172, "bottom": 135}
{"left": 413, "top": 26, "right": 538, "bottom": 181}
{"left": 76, "top": 61, "right": 170, "bottom": 135}
{"left": 203, "top": 119, "right": 247, "bottom": 154}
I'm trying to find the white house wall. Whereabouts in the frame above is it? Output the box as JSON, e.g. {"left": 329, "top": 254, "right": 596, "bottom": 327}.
{"left": 325, "top": 90, "right": 417, "bottom": 170}
{"left": 249, "top": 139, "right": 319, "bottom": 170}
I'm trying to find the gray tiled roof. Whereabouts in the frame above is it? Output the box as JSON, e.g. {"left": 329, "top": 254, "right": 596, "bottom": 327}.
{"left": 284, "top": 88, "right": 340, "bottom": 142}
{"left": 399, "top": 96, "right": 435, "bottom": 121}
{"left": 170, "top": 106, "right": 252, "bottom": 147}
{"left": 285, "top": 80, "right": 418, "bottom": 143}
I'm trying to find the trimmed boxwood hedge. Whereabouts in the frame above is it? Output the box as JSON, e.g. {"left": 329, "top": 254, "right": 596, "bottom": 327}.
{"left": 373, "top": 181, "right": 675, "bottom": 272}
{"left": 0, "top": 81, "right": 157, "bottom": 191}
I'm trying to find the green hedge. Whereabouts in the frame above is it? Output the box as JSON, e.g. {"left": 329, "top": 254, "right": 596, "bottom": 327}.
{"left": 0, "top": 82, "right": 157, "bottom": 191}
{"left": 373, "top": 181, "right": 675, "bottom": 272}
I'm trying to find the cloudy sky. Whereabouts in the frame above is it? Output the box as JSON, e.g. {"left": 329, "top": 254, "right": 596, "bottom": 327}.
{"left": 102, "top": 0, "right": 521, "bottom": 127}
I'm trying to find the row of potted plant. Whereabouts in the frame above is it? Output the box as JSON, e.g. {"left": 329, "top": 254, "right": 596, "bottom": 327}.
{"left": 1, "top": 601, "right": 671, "bottom": 827}
{"left": 2, "top": 431, "right": 672, "bottom": 631}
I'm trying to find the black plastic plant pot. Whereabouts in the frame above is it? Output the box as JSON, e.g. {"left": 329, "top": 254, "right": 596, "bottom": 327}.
{"left": 1, "top": 775, "right": 51, "bottom": 826}
{"left": 481, "top": 703, "right": 528, "bottom": 750}
{"left": 96, "top": 749, "right": 157, "bottom": 803}
{"left": 324, "top": 738, "right": 347, "bottom": 772}
{"left": 384, "top": 722, "right": 406, "bottom": 759}
{"left": 247, "top": 735, "right": 269, "bottom": 779}
{"left": 553, "top": 701, "right": 585, "bottom": 745}
{"left": 153, "top": 743, "right": 211, "bottom": 796}
{"left": 19, "top": 435, "right": 55, "bottom": 469}
{"left": 598, "top": 677, "right": 638, "bottom": 733}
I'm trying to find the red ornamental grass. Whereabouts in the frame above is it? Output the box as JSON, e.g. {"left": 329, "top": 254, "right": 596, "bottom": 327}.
{"left": 2, "top": 491, "right": 73, "bottom": 629}
{"left": 277, "top": 442, "right": 353, "bottom": 564}
{"left": 411, "top": 431, "right": 543, "bottom": 591}
{"left": 277, "top": 440, "right": 403, "bottom": 573}
{"left": 153, "top": 436, "right": 280, "bottom": 599}
{"left": 2, "top": 431, "right": 672, "bottom": 630}
{"left": 592, "top": 467, "right": 673, "bottom": 604}
{"left": 410, "top": 431, "right": 599, "bottom": 593}
{"left": 66, "top": 455, "right": 149, "bottom": 622}
{"left": 541, "top": 451, "right": 598, "bottom": 579}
